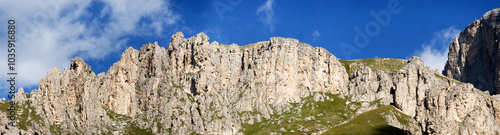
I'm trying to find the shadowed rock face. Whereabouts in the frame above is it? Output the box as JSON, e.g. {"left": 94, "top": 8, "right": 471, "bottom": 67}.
{"left": 443, "top": 8, "right": 500, "bottom": 94}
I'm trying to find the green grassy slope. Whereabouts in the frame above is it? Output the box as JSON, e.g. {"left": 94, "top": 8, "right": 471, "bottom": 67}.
{"left": 240, "top": 93, "right": 362, "bottom": 134}
{"left": 339, "top": 58, "right": 407, "bottom": 75}
{"left": 322, "top": 105, "right": 411, "bottom": 135}
{"left": 0, "top": 94, "right": 45, "bottom": 131}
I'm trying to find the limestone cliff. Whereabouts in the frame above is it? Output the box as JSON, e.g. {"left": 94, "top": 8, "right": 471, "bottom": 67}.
{"left": 1, "top": 32, "right": 351, "bottom": 134}
{"left": 443, "top": 8, "right": 500, "bottom": 94}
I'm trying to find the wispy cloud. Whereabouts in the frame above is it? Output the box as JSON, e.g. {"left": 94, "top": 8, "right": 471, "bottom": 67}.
{"left": 313, "top": 30, "right": 321, "bottom": 42}
{"left": 0, "top": 0, "right": 180, "bottom": 96}
{"left": 256, "top": 0, "right": 276, "bottom": 32}
{"left": 415, "top": 26, "right": 461, "bottom": 72}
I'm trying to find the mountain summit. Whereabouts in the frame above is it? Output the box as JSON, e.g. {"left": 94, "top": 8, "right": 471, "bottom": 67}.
{"left": 443, "top": 8, "right": 500, "bottom": 94}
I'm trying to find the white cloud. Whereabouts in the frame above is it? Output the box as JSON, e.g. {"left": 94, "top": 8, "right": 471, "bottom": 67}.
{"left": 417, "top": 46, "right": 449, "bottom": 72}
{"left": 0, "top": 0, "right": 179, "bottom": 96}
{"left": 416, "top": 26, "right": 461, "bottom": 72}
{"left": 256, "top": 0, "right": 276, "bottom": 32}
{"left": 313, "top": 30, "right": 321, "bottom": 42}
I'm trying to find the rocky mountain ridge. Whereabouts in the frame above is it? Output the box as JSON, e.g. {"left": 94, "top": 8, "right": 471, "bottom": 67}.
{"left": 1, "top": 8, "right": 500, "bottom": 135}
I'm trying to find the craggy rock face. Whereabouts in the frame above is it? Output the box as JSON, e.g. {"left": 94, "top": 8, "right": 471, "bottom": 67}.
{"left": 1, "top": 8, "right": 500, "bottom": 135}
{"left": 0, "top": 32, "right": 351, "bottom": 134}
{"left": 443, "top": 8, "right": 500, "bottom": 94}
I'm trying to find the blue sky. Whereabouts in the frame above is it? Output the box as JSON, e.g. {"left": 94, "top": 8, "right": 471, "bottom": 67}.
{"left": 0, "top": 0, "right": 499, "bottom": 99}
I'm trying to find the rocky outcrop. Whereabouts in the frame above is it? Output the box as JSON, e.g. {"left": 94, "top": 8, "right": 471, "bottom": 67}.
{"left": 396, "top": 57, "right": 500, "bottom": 134}
{"left": 0, "top": 32, "right": 350, "bottom": 134}
{"left": 344, "top": 56, "right": 500, "bottom": 134}
{"left": 443, "top": 8, "right": 500, "bottom": 94}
